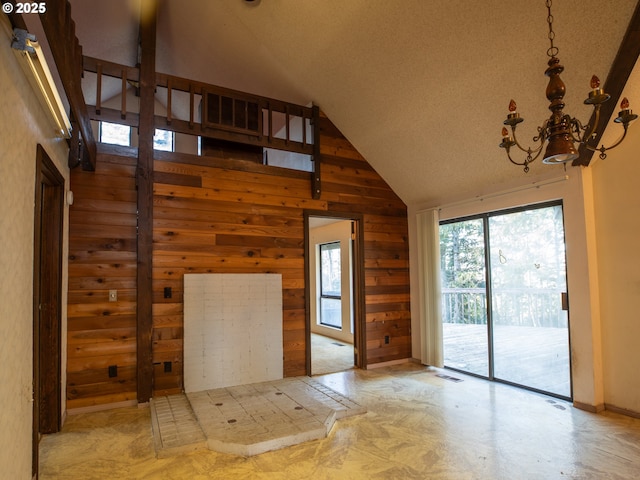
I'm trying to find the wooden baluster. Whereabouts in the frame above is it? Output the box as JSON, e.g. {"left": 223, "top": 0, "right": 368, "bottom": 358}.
{"left": 95, "top": 63, "right": 102, "bottom": 115}
{"left": 311, "top": 105, "right": 321, "bottom": 199}
{"left": 268, "top": 103, "right": 273, "bottom": 143}
{"left": 257, "top": 102, "right": 264, "bottom": 140}
{"left": 285, "top": 105, "right": 290, "bottom": 145}
{"left": 232, "top": 97, "right": 236, "bottom": 128}
{"left": 121, "top": 68, "right": 127, "bottom": 119}
{"left": 302, "top": 112, "right": 307, "bottom": 146}
{"left": 189, "top": 84, "right": 194, "bottom": 129}
{"left": 166, "top": 78, "right": 172, "bottom": 125}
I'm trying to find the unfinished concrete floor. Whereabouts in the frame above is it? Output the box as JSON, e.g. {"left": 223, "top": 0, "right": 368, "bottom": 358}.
{"left": 39, "top": 363, "right": 640, "bottom": 479}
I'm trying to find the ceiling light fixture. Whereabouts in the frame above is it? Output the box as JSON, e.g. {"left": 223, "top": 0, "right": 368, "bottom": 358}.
{"left": 499, "top": 0, "right": 636, "bottom": 172}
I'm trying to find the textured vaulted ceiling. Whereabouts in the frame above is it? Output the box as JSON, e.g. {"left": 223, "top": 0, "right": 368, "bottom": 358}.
{"left": 68, "top": 0, "right": 640, "bottom": 208}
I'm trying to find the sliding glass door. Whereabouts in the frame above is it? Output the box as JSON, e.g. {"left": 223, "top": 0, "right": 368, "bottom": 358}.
{"left": 440, "top": 202, "right": 571, "bottom": 399}
{"left": 440, "top": 218, "right": 489, "bottom": 377}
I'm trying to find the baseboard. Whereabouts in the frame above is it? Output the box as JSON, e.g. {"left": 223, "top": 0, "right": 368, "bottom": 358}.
{"left": 604, "top": 403, "right": 640, "bottom": 419}
{"left": 366, "top": 358, "right": 410, "bottom": 369}
{"left": 572, "top": 400, "right": 605, "bottom": 413}
{"left": 67, "top": 399, "right": 138, "bottom": 416}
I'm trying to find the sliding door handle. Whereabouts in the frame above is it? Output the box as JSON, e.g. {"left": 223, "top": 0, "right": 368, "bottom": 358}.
{"left": 561, "top": 292, "right": 569, "bottom": 311}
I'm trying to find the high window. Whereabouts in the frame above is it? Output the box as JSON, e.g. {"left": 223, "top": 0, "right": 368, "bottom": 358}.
{"left": 98, "top": 122, "right": 174, "bottom": 152}
{"left": 99, "top": 121, "right": 130, "bottom": 146}
{"left": 153, "top": 129, "right": 174, "bottom": 152}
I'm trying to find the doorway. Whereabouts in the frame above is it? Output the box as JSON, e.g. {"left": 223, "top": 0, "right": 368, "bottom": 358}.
{"left": 440, "top": 202, "right": 571, "bottom": 399}
{"left": 304, "top": 212, "right": 365, "bottom": 375}
{"left": 33, "top": 145, "right": 64, "bottom": 476}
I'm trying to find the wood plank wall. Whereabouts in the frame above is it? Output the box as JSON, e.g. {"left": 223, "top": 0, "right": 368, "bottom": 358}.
{"left": 318, "top": 115, "right": 411, "bottom": 366}
{"left": 67, "top": 148, "right": 138, "bottom": 409}
{"left": 66, "top": 113, "right": 411, "bottom": 406}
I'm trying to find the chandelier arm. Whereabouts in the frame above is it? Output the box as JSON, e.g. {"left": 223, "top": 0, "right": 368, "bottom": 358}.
{"left": 511, "top": 126, "right": 545, "bottom": 155}
{"left": 505, "top": 149, "right": 527, "bottom": 167}
{"left": 567, "top": 117, "right": 586, "bottom": 143}
{"left": 581, "top": 104, "right": 602, "bottom": 147}
{"left": 505, "top": 148, "right": 531, "bottom": 173}
{"left": 585, "top": 123, "right": 630, "bottom": 155}
{"left": 533, "top": 119, "right": 550, "bottom": 143}
{"left": 505, "top": 145, "right": 544, "bottom": 168}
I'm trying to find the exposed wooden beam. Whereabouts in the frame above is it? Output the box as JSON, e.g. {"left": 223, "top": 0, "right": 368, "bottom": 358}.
{"left": 311, "top": 105, "right": 321, "bottom": 199}
{"left": 39, "top": 0, "right": 97, "bottom": 170}
{"left": 136, "top": 0, "right": 157, "bottom": 404}
{"left": 575, "top": 1, "right": 640, "bottom": 166}
{"left": 83, "top": 55, "right": 140, "bottom": 82}
{"left": 7, "top": 9, "right": 27, "bottom": 30}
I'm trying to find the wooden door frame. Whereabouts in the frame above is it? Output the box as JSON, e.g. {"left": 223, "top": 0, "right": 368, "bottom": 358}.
{"left": 304, "top": 210, "right": 366, "bottom": 374}
{"left": 33, "top": 144, "right": 64, "bottom": 476}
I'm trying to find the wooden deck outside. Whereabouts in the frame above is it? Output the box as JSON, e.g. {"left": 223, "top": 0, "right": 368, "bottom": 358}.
{"left": 443, "top": 323, "right": 571, "bottom": 398}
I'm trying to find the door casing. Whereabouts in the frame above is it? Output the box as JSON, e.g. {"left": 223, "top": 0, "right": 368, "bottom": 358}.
{"left": 33, "top": 144, "right": 64, "bottom": 476}
{"left": 304, "top": 211, "right": 366, "bottom": 374}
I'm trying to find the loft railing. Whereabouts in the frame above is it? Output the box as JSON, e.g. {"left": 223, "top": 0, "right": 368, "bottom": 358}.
{"left": 82, "top": 55, "right": 321, "bottom": 197}
{"left": 82, "top": 56, "right": 317, "bottom": 154}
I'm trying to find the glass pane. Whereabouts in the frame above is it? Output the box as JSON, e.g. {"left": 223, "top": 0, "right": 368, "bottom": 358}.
{"left": 320, "top": 297, "right": 342, "bottom": 328}
{"left": 489, "top": 205, "right": 570, "bottom": 397}
{"left": 440, "top": 219, "right": 488, "bottom": 377}
{"left": 320, "top": 242, "right": 341, "bottom": 296}
{"left": 100, "top": 121, "right": 130, "bottom": 146}
{"left": 153, "top": 129, "right": 174, "bottom": 152}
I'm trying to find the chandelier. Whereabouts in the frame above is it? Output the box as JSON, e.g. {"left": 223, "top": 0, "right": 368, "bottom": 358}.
{"left": 499, "top": 0, "right": 637, "bottom": 172}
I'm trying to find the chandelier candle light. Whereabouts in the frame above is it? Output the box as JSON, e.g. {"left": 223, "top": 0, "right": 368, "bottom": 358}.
{"left": 499, "top": 0, "right": 637, "bottom": 172}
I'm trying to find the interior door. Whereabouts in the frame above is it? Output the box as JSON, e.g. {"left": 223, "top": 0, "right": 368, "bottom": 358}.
{"left": 33, "top": 145, "right": 64, "bottom": 476}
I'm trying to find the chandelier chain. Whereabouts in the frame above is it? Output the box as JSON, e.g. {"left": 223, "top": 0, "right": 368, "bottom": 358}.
{"left": 546, "top": 0, "right": 559, "bottom": 58}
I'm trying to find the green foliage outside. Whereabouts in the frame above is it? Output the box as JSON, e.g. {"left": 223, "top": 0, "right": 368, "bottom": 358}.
{"left": 440, "top": 205, "right": 568, "bottom": 328}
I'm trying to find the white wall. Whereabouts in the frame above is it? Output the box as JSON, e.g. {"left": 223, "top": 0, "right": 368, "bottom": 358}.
{"left": 409, "top": 168, "right": 606, "bottom": 411}
{"left": 0, "top": 15, "right": 70, "bottom": 479}
{"left": 309, "top": 220, "right": 354, "bottom": 344}
{"left": 591, "top": 135, "right": 640, "bottom": 415}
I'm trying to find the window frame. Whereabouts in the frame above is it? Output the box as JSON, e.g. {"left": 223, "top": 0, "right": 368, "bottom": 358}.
{"left": 318, "top": 241, "right": 342, "bottom": 328}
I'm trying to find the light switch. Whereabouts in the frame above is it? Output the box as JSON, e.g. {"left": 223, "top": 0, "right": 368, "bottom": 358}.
{"left": 109, "top": 290, "right": 118, "bottom": 302}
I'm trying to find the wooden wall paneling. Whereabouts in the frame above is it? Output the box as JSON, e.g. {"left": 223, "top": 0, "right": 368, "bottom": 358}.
{"left": 316, "top": 114, "right": 411, "bottom": 368}
{"left": 149, "top": 112, "right": 410, "bottom": 391}
{"left": 68, "top": 109, "right": 411, "bottom": 407}
{"left": 67, "top": 152, "right": 137, "bottom": 410}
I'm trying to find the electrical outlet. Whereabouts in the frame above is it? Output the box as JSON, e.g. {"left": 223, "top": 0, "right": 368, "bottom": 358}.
{"left": 108, "top": 365, "right": 118, "bottom": 378}
{"left": 384, "top": 335, "right": 390, "bottom": 344}
{"left": 109, "top": 289, "right": 117, "bottom": 302}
